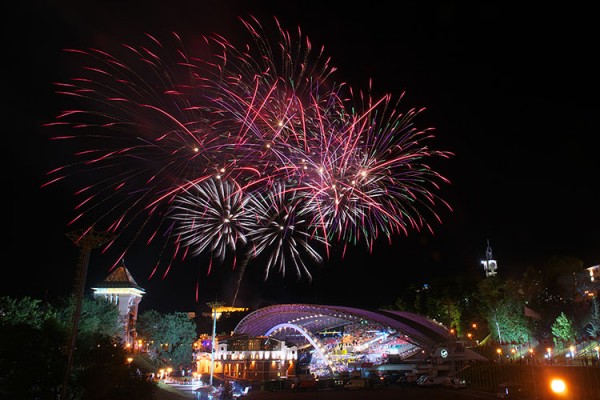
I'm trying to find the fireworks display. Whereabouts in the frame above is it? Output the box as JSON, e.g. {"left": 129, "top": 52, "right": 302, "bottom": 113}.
{"left": 43, "top": 16, "right": 453, "bottom": 301}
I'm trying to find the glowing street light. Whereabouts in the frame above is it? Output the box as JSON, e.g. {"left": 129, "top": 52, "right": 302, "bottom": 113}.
{"left": 207, "top": 301, "right": 223, "bottom": 387}
{"left": 549, "top": 378, "right": 567, "bottom": 396}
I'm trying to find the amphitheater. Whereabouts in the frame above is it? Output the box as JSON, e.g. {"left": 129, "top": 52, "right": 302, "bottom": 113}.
{"left": 231, "top": 303, "right": 486, "bottom": 377}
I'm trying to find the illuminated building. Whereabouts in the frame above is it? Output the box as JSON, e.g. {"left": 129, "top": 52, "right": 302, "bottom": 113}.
{"left": 91, "top": 259, "right": 145, "bottom": 347}
{"left": 587, "top": 264, "right": 600, "bottom": 283}
{"left": 194, "top": 304, "right": 486, "bottom": 383}
{"left": 194, "top": 335, "right": 297, "bottom": 382}
{"left": 481, "top": 239, "right": 498, "bottom": 277}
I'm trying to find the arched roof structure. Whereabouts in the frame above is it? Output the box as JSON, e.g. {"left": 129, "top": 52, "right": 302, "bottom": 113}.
{"left": 234, "top": 303, "right": 455, "bottom": 354}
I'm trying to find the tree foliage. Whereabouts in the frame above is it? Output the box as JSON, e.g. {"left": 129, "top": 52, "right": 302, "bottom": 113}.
{"left": 373, "top": 255, "right": 594, "bottom": 351}
{"left": 0, "top": 295, "right": 156, "bottom": 400}
{"left": 56, "top": 295, "right": 122, "bottom": 339}
{"left": 492, "top": 298, "right": 532, "bottom": 344}
{"left": 476, "top": 278, "right": 533, "bottom": 344}
{"left": 586, "top": 296, "right": 600, "bottom": 338}
{"left": 0, "top": 295, "right": 57, "bottom": 329}
{"left": 137, "top": 310, "right": 197, "bottom": 369}
{"left": 0, "top": 316, "right": 65, "bottom": 399}
{"left": 552, "top": 311, "right": 576, "bottom": 345}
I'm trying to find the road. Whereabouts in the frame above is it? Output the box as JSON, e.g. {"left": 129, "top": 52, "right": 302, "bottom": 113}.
{"left": 243, "top": 387, "right": 498, "bottom": 400}
{"left": 158, "top": 381, "right": 499, "bottom": 400}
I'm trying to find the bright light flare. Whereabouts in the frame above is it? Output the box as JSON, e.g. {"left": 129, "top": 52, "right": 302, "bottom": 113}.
{"left": 549, "top": 378, "right": 567, "bottom": 395}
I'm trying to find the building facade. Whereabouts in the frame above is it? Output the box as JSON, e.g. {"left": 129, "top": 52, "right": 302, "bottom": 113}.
{"left": 91, "top": 260, "right": 145, "bottom": 347}
{"left": 195, "top": 334, "right": 298, "bottom": 382}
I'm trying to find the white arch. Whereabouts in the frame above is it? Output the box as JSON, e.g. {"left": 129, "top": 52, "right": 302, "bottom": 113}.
{"left": 266, "top": 323, "right": 335, "bottom": 374}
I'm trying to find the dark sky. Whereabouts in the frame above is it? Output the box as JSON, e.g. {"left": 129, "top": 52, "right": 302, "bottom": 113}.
{"left": 5, "top": 1, "right": 598, "bottom": 314}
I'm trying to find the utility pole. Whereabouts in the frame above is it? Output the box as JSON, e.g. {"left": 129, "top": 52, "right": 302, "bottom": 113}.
{"left": 61, "top": 227, "right": 114, "bottom": 399}
{"left": 207, "top": 301, "right": 223, "bottom": 387}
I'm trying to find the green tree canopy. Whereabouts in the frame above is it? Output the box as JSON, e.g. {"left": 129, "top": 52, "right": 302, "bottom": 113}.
{"left": 137, "top": 310, "right": 197, "bottom": 369}
{"left": 56, "top": 295, "right": 122, "bottom": 339}
{"left": 0, "top": 295, "right": 156, "bottom": 400}
{"left": 477, "top": 278, "right": 532, "bottom": 344}
{"left": 551, "top": 311, "right": 576, "bottom": 345}
{"left": 0, "top": 295, "right": 57, "bottom": 329}
{"left": 586, "top": 296, "right": 600, "bottom": 338}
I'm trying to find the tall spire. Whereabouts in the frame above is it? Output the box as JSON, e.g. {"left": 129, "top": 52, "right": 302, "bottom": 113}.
{"left": 481, "top": 238, "right": 498, "bottom": 277}
{"left": 486, "top": 239, "right": 493, "bottom": 261}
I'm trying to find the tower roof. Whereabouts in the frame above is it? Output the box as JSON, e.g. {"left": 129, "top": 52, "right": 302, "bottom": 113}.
{"left": 92, "top": 260, "right": 145, "bottom": 292}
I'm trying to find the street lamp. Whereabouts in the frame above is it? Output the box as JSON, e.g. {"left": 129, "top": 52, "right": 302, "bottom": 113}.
{"left": 496, "top": 348, "right": 502, "bottom": 363}
{"left": 207, "top": 301, "right": 223, "bottom": 387}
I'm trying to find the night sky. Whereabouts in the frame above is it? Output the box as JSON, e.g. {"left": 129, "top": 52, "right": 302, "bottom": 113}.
{"left": 6, "top": 1, "right": 598, "bottom": 314}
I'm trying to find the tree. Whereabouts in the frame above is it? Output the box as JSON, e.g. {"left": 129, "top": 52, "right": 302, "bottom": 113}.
{"left": 136, "top": 309, "right": 163, "bottom": 357}
{"left": 74, "top": 335, "right": 156, "bottom": 400}
{"left": 0, "top": 314, "right": 65, "bottom": 399}
{"left": 428, "top": 296, "right": 462, "bottom": 334}
{"left": 586, "top": 296, "right": 600, "bottom": 338}
{"left": 0, "top": 296, "right": 156, "bottom": 400}
{"left": 477, "top": 279, "right": 532, "bottom": 344}
{"left": 383, "top": 297, "right": 409, "bottom": 312}
{"left": 56, "top": 295, "right": 122, "bottom": 339}
{"left": 492, "top": 299, "right": 532, "bottom": 344}
{"left": 0, "top": 295, "right": 57, "bottom": 329}
{"left": 137, "top": 310, "right": 197, "bottom": 369}
{"left": 552, "top": 311, "right": 576, "bottom": 346}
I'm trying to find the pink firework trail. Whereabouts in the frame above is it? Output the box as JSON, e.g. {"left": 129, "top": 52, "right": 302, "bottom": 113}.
{"left": 44, "top": 16, "right": 453, "bottom": 301}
